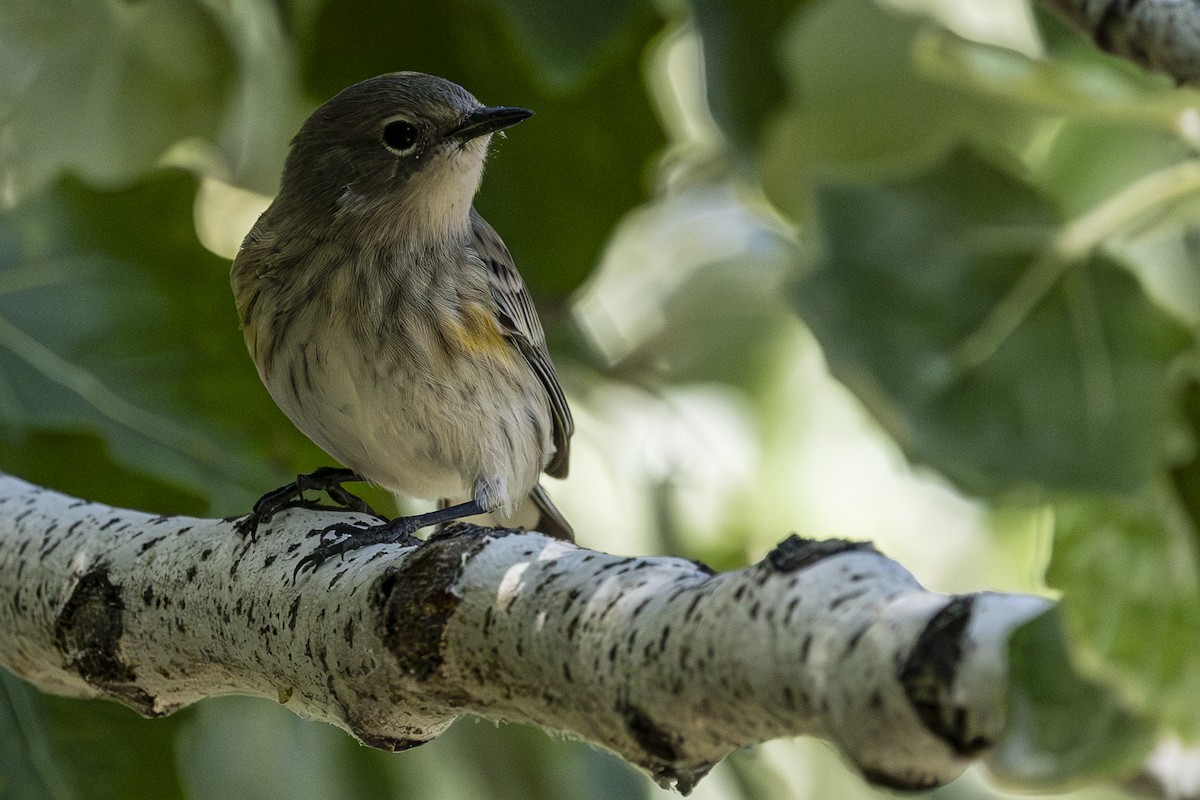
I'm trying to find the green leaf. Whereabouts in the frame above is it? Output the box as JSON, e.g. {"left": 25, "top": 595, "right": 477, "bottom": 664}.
{"left": 1047, "top": 487, "right": 1200, "bottom": 739}
{"left": 761, "top": 0, "right": 1039, "bottom": 215}
{"left": 0, "top": 0, "right": 235, "bottom": 199}
{"left": 0, "top": 670, "right": 187, "bottom": 800}
{"left": 0, "top": 429, "right": 207, "bottom": 516}
{"left": 0, "top": 172, "right": 298, "bottom": 515}
{"left": 1173, "top": 379, "right": 1200, "bottom": 533}
{"left": 479, "top": 0, "right": 648, "bottom": 88}
{"left": 199, "top": 0, "right": 309, "bottom": 195}
{"left": 690, "top": 0, "right": 813, "bottom": 154}
{"left": 1034, "top": 122, "right": 1194, "bottom": 218}
{"left": 797, "top": 147, "right": 1193, "bottom": 496}
{"left": 992, "top": 609, "right": 1153, "bottom": 786}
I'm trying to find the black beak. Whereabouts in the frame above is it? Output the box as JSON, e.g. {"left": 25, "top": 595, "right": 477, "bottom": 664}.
{"left": 450, "top": 106, "right": 534, "bottom": 142}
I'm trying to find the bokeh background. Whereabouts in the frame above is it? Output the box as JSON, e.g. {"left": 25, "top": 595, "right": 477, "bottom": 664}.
{"left": 1, "top": 0, "right": 1198, "bottom": 797}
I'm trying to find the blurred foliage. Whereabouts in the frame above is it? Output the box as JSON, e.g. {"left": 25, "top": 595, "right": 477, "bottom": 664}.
{"left": 0, "top": 0, "right": 235, "bottom": 196}
{"left": 801, "top": 148, "right": 1191, "bottom": 496}
{"left": 0, "top": 670, "right": 187, "bottom": 800}
{"left": 1, "top": 0, "right": 1200, "bottom": 797}
{"left": 994, "top": 609, "right": 1153, "bottom": 785}
{"left": 0, "top": 173, "right": 282, "bottom": 515}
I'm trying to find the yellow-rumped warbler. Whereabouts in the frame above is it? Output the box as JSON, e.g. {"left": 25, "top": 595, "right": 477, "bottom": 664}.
{"left": 230, "top": 72, "right": 573, "bottom": 572}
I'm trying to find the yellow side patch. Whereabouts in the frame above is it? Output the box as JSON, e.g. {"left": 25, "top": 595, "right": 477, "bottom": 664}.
{"left": 442, "top": 303, "right": 514, "bottom": 363}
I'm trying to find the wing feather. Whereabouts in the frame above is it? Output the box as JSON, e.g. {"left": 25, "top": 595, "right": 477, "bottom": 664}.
{"left": 469, "top": 209, "right": 573, "bottom": 478}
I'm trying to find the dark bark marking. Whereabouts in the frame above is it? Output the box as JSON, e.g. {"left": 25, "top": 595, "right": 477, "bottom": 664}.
{"left": 619, "top": 702, "right": 681, "bottom": 763}
{"left": 137, "top": 536, "right": 168, "bottom": 555}
{"left": 899, "top": 594, "right": 989, "bottom": 756}
{"left": 782, "top": 594, "right": 801, "bottom": 623}
{"left": 288, "top": 596, "right": 301, "bottom": 631}
{"left": 374, "top": 531, "right": 489, "bottom": 681}
{"left": 829, "top": 588, "right": 868, "bottom": 610}
{"left": 766, "top": 535, "right": 877, "bottom": 573}
{"left": 844, "top": 624, "right": 868, "bottom": 656}
{"left": 53, "top": 566, "right": 156, "bottom": 715}
{"left": 40, "top": 530, "right": 64, "bottom": 558}
{"left": 561, "top": 587, "right": 581, "bottom": 615}
{"left": 329, "top": 568, "right": 348, "bottom": 589}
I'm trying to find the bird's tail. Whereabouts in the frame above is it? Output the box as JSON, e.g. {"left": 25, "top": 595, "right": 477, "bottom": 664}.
{"left": 437, "top": 484, "right": 574, "bottom": 541}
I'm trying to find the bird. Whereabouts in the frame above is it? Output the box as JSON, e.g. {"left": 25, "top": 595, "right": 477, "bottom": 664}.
{"left": 230, "top": 72, "right": 573, "bottom": 573}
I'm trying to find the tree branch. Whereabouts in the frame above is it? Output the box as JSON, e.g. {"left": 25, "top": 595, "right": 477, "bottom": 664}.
{"left": 1037, "top": 0, "right": 1200, "bottom": 85}
{"left": 0, "top": 473, "right": 1051, "bottom": 794}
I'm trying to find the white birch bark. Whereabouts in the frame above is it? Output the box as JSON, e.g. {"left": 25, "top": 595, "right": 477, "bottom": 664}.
{"left": 0, "top": 472, "right": 1051, "bottom": 793}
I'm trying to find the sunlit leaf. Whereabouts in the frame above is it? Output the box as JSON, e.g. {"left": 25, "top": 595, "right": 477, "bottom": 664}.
{"left": 0, "top": 0, "right": 235, "bottom": 200}
{"left": 1034, "top": 122, "right": 1194, "bottom": 218}
{"left": 761, "top": 0, "right": 1040, "bottom": 216}
{"left": 198, "top": 0, "right": 310, "bottom": 195}
{"left": 1047, "top": 489, "right": 1200, "bottom": 739}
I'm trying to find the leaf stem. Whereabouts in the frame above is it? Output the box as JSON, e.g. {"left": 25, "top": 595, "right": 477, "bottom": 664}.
{"left": 950, "top": 159, "right": 1200, "bottom": 380}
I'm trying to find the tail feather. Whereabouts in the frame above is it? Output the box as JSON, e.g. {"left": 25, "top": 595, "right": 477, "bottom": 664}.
{"left": 526, "top": 484, "right": 574, "bottom": 542}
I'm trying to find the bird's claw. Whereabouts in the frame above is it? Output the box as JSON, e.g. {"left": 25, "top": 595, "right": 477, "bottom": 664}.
{"left": 293, "top": 519, "right": 422, "bottom": 579}
{"left": 237, "top": 468, "right": 384, "bottom": 541}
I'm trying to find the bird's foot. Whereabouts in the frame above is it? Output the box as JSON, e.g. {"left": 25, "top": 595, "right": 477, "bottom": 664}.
{"left": 235, "top": 467, "right": 385, "bottom": 540}
{"left": 293, "top": 517, "right": 423, "bottom": 577}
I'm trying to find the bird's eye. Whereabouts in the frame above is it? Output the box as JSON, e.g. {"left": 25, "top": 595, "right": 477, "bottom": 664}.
{"left": 382, "top": 120, "right": 419, "bottom": 154}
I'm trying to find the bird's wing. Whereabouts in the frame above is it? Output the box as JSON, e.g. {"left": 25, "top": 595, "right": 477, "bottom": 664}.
{"left": 469, "top": 209, "right": 573, "bottom": 478}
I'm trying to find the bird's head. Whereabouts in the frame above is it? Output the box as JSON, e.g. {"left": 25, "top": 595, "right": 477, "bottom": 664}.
{"left": 278, "top": 72, "right": 532, "bottom": 239}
